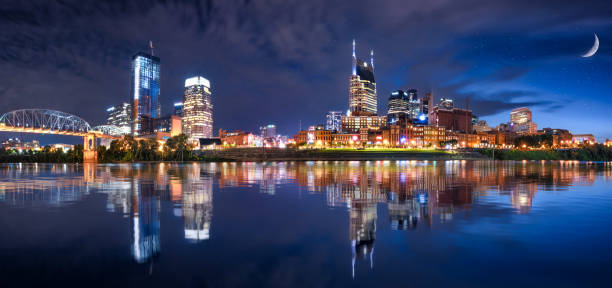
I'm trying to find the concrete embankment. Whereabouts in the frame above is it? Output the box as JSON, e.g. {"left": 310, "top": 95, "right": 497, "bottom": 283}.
{"left": 197, "top": 148, "right": 485, "bottom": 161}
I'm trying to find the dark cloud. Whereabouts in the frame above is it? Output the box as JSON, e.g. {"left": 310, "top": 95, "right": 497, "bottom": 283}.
{"left": 0, "top": 0, "right": 611, "bottom": 139}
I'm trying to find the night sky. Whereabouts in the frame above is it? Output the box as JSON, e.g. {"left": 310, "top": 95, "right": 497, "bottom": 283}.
{"left": 1, "top": 0, "right": 611, "bottom": 144}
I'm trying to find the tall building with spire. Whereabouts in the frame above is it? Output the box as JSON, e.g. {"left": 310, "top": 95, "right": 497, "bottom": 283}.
{"left": 131, "top": 52, "right": 161, "bottom": 135}
{"left": 349, "top": 39, "right": 377, "bottom": 116}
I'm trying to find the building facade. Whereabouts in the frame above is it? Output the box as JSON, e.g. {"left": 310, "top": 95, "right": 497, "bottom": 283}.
{"left": 430, "top": 106, "right": 473, "bottom": 133}
{"left": 131, "top": 52, "right": 161, "bottom": 136}
{"left": 387, "top": 90, "right": 410, "bottom": 123}
{"left": 420, "top": 92, "right": 433, "bottom": 116}
{"left": 107, "top": 102, "right": 132, "bottom": 135}
{"left": 473, "top": 120, "right": 493, "bottom": 133}
{"left": 571, "top": 134, "right": 595, "bottom": 144}
{"left": 260, "top": 124, "right": 277, "bottom": 138}
{"left": 510, "top": 107, "right": 537, "bottom": 134}
{"left": 183, "top": 76, "right": 213, "bottom": 141}
{"left": 154, "top": 115, "right": 182, "bottom": 137}
{"left": 341, "top": 115, "right": 387, "bottom": 133}
{"left": 219, "top": 129, "right": 262, "bottom": 147}
{"left": 326, "top": 111, "right": 343, "bottom": 132}
{"left": 349, "top": 40, "right": 377, "bottom": 116}
{"left": 174, "top": 102, "right": 184, "bottom": 117}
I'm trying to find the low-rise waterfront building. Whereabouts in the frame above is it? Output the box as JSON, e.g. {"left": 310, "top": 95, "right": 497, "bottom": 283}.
{"left": 219, "top": 129, "right": 263, "bottom": 147}
{"left": 341, "top": 115, "right": 387, "bottom": 133}
{"left": 572, "top": 134, "right": 595, "bottom": 144}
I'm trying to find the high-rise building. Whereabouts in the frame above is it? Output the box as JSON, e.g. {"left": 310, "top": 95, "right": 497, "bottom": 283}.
{"left": 174, "top": 102, "right": 184, "bottom": 117}
{"left": 430, "top": 102, "right": 473, "bottom": 133}
{"left": 406, "top": 89, "right": 421, "bottom": 119}
{"left": 326, "top": 111, "right": 343, "bottom": 132}
{"left": 510, "top": 107, "right": 537, "bottom": 134}
{"left": 260, "top": 124, "right": 277, "bottom": 138}
{"left": 182, "top": 76, "right": 213, "bottom": 141}
{"left": 106, "top": 102, "right": 132, "bottom": 135}
{"left": 387, "top": 90, "right": 410, "bottom": 123}
{"left": 510, "top": 107, "right": 532, "bottom": 125}
{"left": 421, "top": 92, "right": 433, "bottom": 116}
{"left": 131, "top": 52, "right": 161, "bottom": 135}
{"left": 349, "top": 40, "right": 377, "bottom": 116}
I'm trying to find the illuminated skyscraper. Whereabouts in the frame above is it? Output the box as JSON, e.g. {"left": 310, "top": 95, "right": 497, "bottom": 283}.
{"left": 349, "top": 40, "right": 377, "bottom": 116}
{"left": 106, "top": 102, "right": 132, "bottom": 134}
{"left": 183, "top": 76, "right": 213, "bottom": 141}
{"left": 131, "top": 52, "right": 161, "bottom": 135}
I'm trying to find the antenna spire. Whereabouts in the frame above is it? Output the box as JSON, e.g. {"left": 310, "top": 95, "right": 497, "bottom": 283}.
{"left": 352, "top": 39, "right": 356, "bottom": 75}
{"left": 370, "top": 49, "right": 374, "bottom": 69}
{"left": 149, "top": 40, "right": 155, "bottom": 56}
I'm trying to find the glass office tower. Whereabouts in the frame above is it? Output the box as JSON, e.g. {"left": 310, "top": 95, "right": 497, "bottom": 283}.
{"left": 131, "top": 52, "right": 161, "bottom": 135}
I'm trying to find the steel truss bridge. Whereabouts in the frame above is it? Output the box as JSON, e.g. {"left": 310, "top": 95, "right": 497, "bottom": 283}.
{"left": 0, "top": 109, "right": 120, "bottom": 138}
{"left": 0, "top": 109, "right": 121, "bottom": 161}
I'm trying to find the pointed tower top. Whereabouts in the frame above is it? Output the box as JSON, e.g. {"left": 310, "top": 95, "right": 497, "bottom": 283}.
{"left": 370, "top": 49, "right": 374, "bottom": 69}
{"left": 352, "top": 39, "right": 357, "bottom": 76}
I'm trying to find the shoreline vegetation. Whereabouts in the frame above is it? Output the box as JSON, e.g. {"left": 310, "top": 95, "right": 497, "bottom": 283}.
{"left": 2, "top": 141, "right": 612, "bottom": 163}
{"left": 1, "top": 134, "right": 611, "bottom": 163}
{"left": 478, "top": 144, "right": 612, "bottom": 161}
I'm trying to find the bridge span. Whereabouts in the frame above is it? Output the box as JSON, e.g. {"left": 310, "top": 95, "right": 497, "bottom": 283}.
{"left": 0, "top": 109, "right": 121, "bottom": 162}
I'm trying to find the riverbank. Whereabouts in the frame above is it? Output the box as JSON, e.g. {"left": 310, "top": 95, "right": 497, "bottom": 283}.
{"left": 478, "top": 145, "right": 612, "bottom": 161}
{"left": 3, "top": 145, "right": 612, "bottom": 163}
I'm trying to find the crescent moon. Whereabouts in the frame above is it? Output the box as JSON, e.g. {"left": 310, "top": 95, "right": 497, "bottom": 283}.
{"left": 582, "top": 33, "right": 599, "bottom": 58}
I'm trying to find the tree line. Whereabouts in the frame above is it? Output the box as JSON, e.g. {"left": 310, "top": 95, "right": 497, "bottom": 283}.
{"left": 0, "top": 134, "right": 211, "bottom": 163}
{"left": 96, "top": 134, "right": 197, "bottom": 162}
{"left": 0, "top": 145, "right": 83, "bottom": 163}
{"left": 480, "top": 144, "right": 612, "bottom": 161}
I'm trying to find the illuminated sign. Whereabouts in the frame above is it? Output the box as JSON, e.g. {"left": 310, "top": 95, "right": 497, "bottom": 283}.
{"left": 174, "top": 102, "right": 183, "bottom": 107}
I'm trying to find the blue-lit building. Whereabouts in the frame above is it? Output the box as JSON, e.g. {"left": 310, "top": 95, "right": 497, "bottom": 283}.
{"left": 131, "top": 52, "right": 161, "bottom": 135}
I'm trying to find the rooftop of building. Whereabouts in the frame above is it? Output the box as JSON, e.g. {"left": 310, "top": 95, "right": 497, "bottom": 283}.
{"left": 132, "top": 51, "right": 160, "bottom": 62}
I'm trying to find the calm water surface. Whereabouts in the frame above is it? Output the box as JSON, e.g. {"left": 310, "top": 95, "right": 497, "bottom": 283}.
{"left": 1, "top": 161, "right": 611, "bottom": 287}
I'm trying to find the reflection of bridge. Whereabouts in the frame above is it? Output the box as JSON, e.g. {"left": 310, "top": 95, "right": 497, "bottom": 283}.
{"left": 0, "top": 109, "right": 121, "bottom": 162}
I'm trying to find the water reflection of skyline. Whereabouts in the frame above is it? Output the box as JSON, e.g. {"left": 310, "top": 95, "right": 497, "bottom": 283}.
{"left": 0, "top": 161, "right": 610, "bottom": 269}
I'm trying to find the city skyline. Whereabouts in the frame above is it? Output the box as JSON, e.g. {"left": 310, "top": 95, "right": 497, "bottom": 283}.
{"left": 1, "top": 0, "right": 611, "bottom": 143}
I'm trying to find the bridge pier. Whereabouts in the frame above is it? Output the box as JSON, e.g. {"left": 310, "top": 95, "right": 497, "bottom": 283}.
{"left": 83, "top": 133, "right": 97, "bottom": 162}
